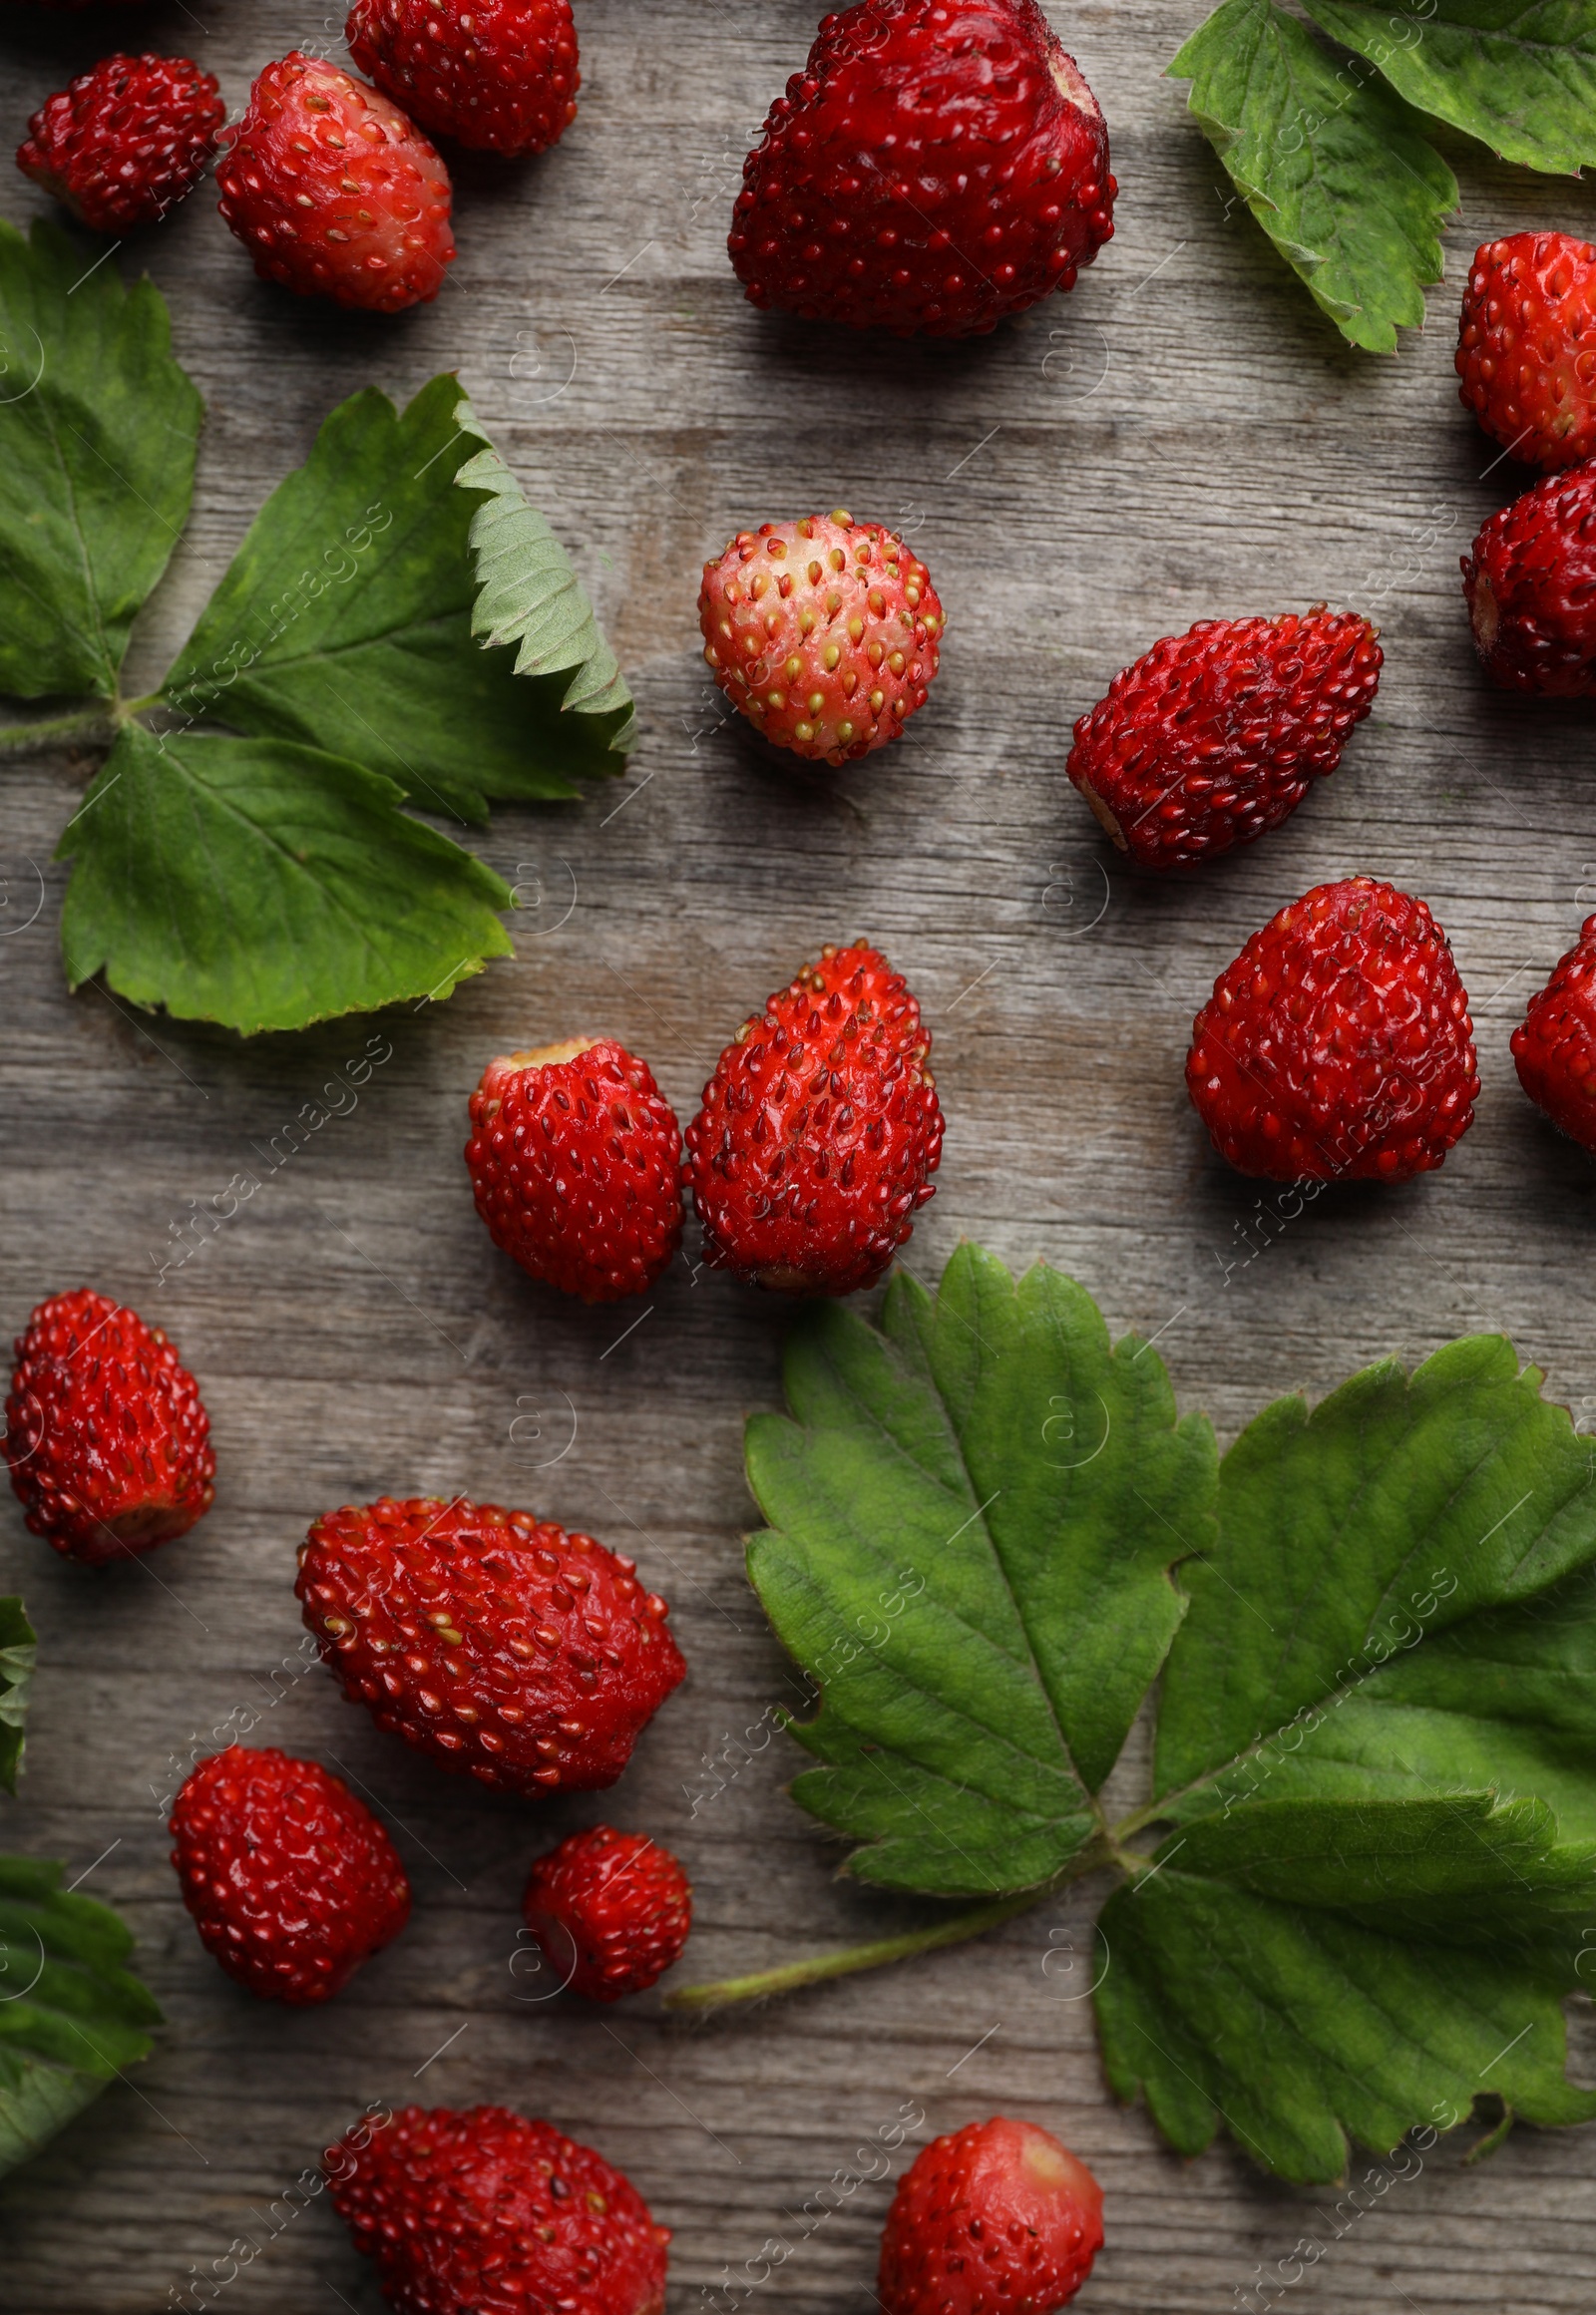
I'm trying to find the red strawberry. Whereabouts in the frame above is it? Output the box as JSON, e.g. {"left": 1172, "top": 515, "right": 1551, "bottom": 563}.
{"left": 346, "top": 0, "right": 580, "bottom": 156}
{"left": 16, "top": 53, "right": 223, "bottom": 232}
{"left": 169, "top": 1745, "right": 410, "bottom": 2004}
{"left": 1067, "top": 609, "right": 1382, "bottom": 869}
{"left": 215, "top": 53, "right": 454, "bottom": 313}
{"left": 1512, "top": 916, "right": 1596, "bottom": 1151}
{"left": 1463, "top": 462, "right": 1596, "bottom": 694}
{"left": 465, "top": 1038, "right": 682, "bottom": 1303}
{"left": 523, "top": 1824, "right": 691, "bottom": 2001}
{"left": 879, "top": 2118, "right": 1103, "bottom": 2315}
{"left": 327, "top": 2105, "right": 670, "bottom": 2315}
{"left": 730, "top": 0, "right": 1114, "bottom": 337}
{"left": 4, "top": 1288, "right": 214, "bottom": 1566}
{"left": 699, "top": 513, "right": 944, "bottom": 765}
{"left": 1456, "top": 231, "right": 1596, "bottom": 474}
{"left": 296, "top": 1496, "right": 685, "bottom": 1795}
{"left": 686, "top": 942, "right": 943, "bottom": 1295}
{"left": 1186, "top": 878, "right": 1478, "bottom": 1184}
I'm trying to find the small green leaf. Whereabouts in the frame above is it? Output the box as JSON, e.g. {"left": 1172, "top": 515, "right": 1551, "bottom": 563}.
{"left": 1097, "top": 1812, "right": 1596, "bottom": 2183}
{"left": 455, "top": 395, "right": 636, "bottom": 750}
{"left": 0, "top": 1857, "right": 160, "bottom": 2178}
{"left": 1169, "top": 0, "right": 1457, "bottom": 352}
{"left": 0, "top": 1603, "right": 36, "bottom": 1797}
{"left": 56, "top": 723, "right": 513, "bottom": 1034}
{"left": 158, "top": 375, "right": 623, "bottom": 823}
{"left": 0, "top": 219, "right": 200, "bottom": 700}
{"left": 1299, "top": 0, "right": 1596, "bottom": 176}
{"left": 1096, "top": 1335, "right": 1596, "bottom": 2180}
{"left": 745, "top": 1247, "right": 1216, "bottom": 1896}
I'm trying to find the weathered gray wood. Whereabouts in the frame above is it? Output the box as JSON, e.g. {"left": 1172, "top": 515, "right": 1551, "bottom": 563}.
{"left": 5, "top": 0, "right": 1596, "bottom": 2307}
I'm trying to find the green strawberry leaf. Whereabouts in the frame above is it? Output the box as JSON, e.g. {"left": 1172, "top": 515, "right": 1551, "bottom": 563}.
{"left": 56, "top": 723, "right": 513, "bottom": 1034}
{"left": 158, "top": 375, "right": 626, "bottom": 825}
{"left": 0, "top": 1603, "right": 36, "bottom": 1798}
{"left": 456, "top": 401, "right": 636, "bottom": 751}
{"left": 0, "top": 1856, "right": 161, "bottom": 2177}
{"left": 744, "top": 1245, "right": 1217, "bottom": 1896}
{"left": 0, "top": 218, "right": 200, "bottom": 701}
{"left": 737, "top": 1247, "right": 1596, "bottom": 2181}
{"left": 1298, "top": 0, "right": 1596, "bottom": 177}
{"left": 1168, "top": 0, "right": 1457, "bottom": 353}
{"left": 1096, "top": 1334, "right": 1596, "bottom": 2181}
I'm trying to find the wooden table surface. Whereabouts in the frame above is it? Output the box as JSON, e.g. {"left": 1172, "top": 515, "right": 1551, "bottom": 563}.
{"left": 5, "top": 1, "right": 1596, "bottom": 2308}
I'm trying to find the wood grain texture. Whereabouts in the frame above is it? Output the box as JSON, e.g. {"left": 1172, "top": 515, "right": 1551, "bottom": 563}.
{"left": 4, "top": 0, "right": 1596, "bottom": 2307}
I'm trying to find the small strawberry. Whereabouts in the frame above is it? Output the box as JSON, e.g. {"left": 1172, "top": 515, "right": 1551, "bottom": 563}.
{"left": 1462, "top": 462, "right": 1596, "bottom": 694}
{"left": 1456, "top": 231, "right": 1596, "bottom": 474}
{"left": 465, "top": 1038, "right": 682, "bottom": 1303}
{"left": 215, "top": 52, "right": 454, "bottom": 313}
{"left": 169, "top": 1745, "right": 410, "bottom": 2004}
{"left": 1067, "top": 609, "right": 1382, "bottom": 869}
{"left": 686, "top": 942, "right": 943, "bottom": 1295}
{"left": 4, "top": 1288, "right": 214, "bottom": 1566}
{"left": 1187, "top": 878, "right": 1478, "bottom": 1184}
{"left": 699, "top": 513, "right": 944, "bottom": 765}
{"left": 878, "top": 2117, "right": 1103, "bottom": 2315}
{"left": 730, "top": 0, "right": 1114, "bottom": 337}
{"left": 346, "top": 0, "right": 580, "bottom": 156}
{"left": 326, "top": 2105, "right": 670, "bottom": 2315}
{"left": 16, "top": 53, "right": 223, "bottom": 232}
{"left": 296, "top": 1496, "right": 685, "bottom": 1795}
{"left": 1512, "top": 916, "right": 1596, "bottom": 1151}
{"left": 523, "top": 1824, "right": 691, "bottom": 2001}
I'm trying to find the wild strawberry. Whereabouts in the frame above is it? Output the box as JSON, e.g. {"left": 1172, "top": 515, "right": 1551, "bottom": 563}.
{"left": 327, "top": 2105, "right": 670, "bottom": 2315}
{"left": 465, "top": 1038, "right": 682, "bottom": 1303}
{"left": 686, "top": 942, "right": 943, "bottom": 1295}
{"left": 1186, "top": 878, "right": 1478, "bottom": 1184}
{"left": 879, "top": 2118, "right": 1103, "bottom": 2315}
{"left": 169, "top": 1745, "right": 410, "bottom": 2004}
{"left": 346, "top": 0, "right": 580, "bottom": 156}
{"left": 1067, "top": 610, "right": 1382, "bottom": 869}
{"left": 16, "top": 53, "right": 223, "bottom": 232}
{"left": 1456, "top": 231, "right": 1596, "bottom": 473}
{"left": 700, "top": 514, "right": 944, "bottom": 766}
{"left": 523, "top": 1824, "right": 691, "bottom": 2001}
{"left": 730, "top": 0, "right": 1114, "bottom": 337}
{"left": 1463, "top": 462, "right": 1596, "bottom": 693}
{"left": 296, "top": 1496, "right": 685, "bottom": 1795}
{"left": 4, "top": 1288, "right": 214, "bottom": 1566}
{"left": 1512, "top": 917, "right": 1596, "bottom": 1151}
{"left": 215, "top": 53, "right": 454, "bottom": 313}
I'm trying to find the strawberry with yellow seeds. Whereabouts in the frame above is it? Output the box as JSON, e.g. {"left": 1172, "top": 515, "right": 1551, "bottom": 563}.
{"left": 686, "top": 942, "right": 944, "bottom": 1295}
{"left": 296, "top": 1496, "right": 685, "bottom": 1795}
{"left": 698, "top": 513, "right": 944, "bottom": 765}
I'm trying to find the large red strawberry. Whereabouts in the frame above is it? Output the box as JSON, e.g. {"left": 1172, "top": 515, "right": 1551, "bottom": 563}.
{"left": 215, "top": 53, "right": 454, "bottom": 312}
{"left": 17, "top": 53, "right": 223, "bottom": 232}
{"left": 465, "top": 1038, "right": 682, "bottom": 1303}
{"left": 1067, "top": 610, "right": 1382, "bottom": 868}
{"left": 346, "top": 0, "right": 580, "bottom": 155}
{"left": 1456, "top": 231, "right": 1596, "bottom": 473}
{"left": 1186, "top": 878, "right": 1477, "bottom": 1183}
{"left": 730, "top": 0, "right": 1114, "bottom": 336}
{"left": 1512, "top": 917, "right": 1596, "bottom": 1152}
{"left": 296, "top": 1497, "right": 685, "bottom": 1794}
{"left": 170, "top": 1745, "right": 410, "bottom": 2004}
{"left": 327, "top": 2105, "right": 670, "bottom": 2315}
{"left": 699, "top": 514, "right": 944, "bottom": 765}
{"left": 4, "top": 1288, "right": 214, "bottom": 1565}
{"left": 1463, "top": 462, "right": 1596, "bottom": 693}
{"left": 686, "top": 943, "right": 943, "bottom": 1295}
{"left": 878, "top": 2117, "right": 1103, "bottom": 2315}
{"left": 523, "top": 1824, "right": 692, "bottom": 2001}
